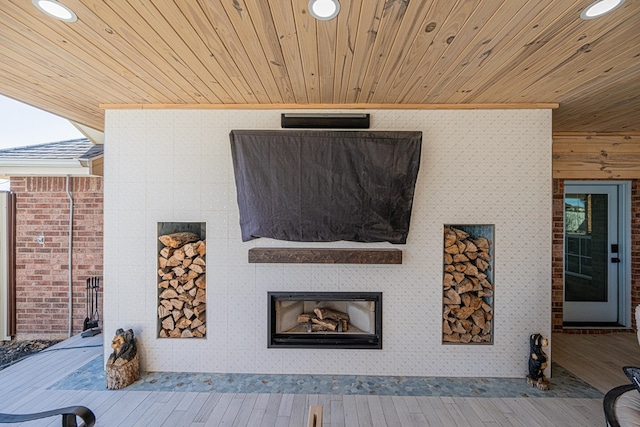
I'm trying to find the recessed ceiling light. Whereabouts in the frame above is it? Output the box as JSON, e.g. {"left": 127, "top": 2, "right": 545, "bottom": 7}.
{"left": 580, "top": 0, "right": 625, "bottom": 20}
{"left": 32, "top": 0, "right": 77, "bottom": 23}
{"left": 308, "top": 0, "right": 340, "bottom": 21}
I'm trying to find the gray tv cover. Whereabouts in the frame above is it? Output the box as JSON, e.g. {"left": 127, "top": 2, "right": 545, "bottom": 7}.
{"left": 229, "top": 130, "right": 422, "bottom": 244}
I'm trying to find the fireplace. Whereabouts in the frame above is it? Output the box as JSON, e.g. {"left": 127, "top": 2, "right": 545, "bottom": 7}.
{"left": 268, "top": 292, "right": 382, "bottom": 349}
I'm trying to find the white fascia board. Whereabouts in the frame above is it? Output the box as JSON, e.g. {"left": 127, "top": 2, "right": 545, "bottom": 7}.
{"left": 0, "top": 159, "right": 91, "bottom": 176}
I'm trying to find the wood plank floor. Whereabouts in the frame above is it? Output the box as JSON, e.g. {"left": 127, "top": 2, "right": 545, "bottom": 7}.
{"left": 0, "top": 332, "right": 636, "bottom": 426}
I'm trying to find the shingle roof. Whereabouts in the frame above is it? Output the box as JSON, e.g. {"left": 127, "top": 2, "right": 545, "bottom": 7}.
{"left": 0, "top": 138, "right": 103, "bottom": 160}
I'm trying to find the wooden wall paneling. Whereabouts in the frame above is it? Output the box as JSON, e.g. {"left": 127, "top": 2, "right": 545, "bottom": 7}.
{"left": 552, "top": 134, "right": 640, "bottom": 179}
{"left": 176, "top": 1, "right": 270, "bottom": 104}
{"left": 266, "top": 0, "right": 308, "bottom": 103}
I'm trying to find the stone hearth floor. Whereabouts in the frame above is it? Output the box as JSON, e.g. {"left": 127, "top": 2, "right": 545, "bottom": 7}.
{"left": 48, "top": 356, "right": 601, "bottom": 399}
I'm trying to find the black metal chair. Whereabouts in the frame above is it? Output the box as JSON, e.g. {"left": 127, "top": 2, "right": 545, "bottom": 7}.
{"left": 0, "top": 405, "right": 95, "bottom": 426}
{"left": 603, "top": 384, "right": 636, "bottom": 427}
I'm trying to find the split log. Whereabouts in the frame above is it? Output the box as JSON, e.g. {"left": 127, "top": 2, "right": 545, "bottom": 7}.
{"left": 312, "top": 318, "right": 338, "bottom": 331}
{"left": 158, "top": 232, "right": 200, "bottom": 249}
{"left": 313, "top": 308, "right": 350, "bottom": 322}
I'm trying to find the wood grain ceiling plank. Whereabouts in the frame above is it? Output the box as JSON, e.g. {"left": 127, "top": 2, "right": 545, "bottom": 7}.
{"left": 241, "top": 0, "right": 295, "bottom": 103}
{"left": 471, "top": 2, "right": 635, "bottom": 103}
{"left": 367, "top": 0, "right": 436, "bottom": 103}
{"left": 404, "top": 1, "right": 492, "bottom": 104}
{"left": 344, "top": 0, "right": 387, "bottom": 103}
{"left": 0, "top": 20, "right": 130, "bottom": 106}
{"left": 421, "top": 2, "right": 522, "bottom": 102}
{"left": 27, "top": 1, "right": 182, "bottom": 105}
{"left": 504, "top": 14, "right": 640, "bottom": 103}
{"left": 68, "top": 0, "right": 201, "bottom": 104}
{"left": 388, "top": 0, "right": 468, "bottom": 103}
{"left": 0, "top": 69, "right": 104, "bottom": 130}
{"left": 266, "top": 0, "right": 308, "bottom": 103}
{"left": 332, "top": 0, "right": 362, "bottom": 103}
{"left": 2, "top": 1, "right": 146, "bottom": 105}
{"left": 357, "top": 0, "right": 422, "bottom": 103}
{"left": 316, "top": 10, "right": 337, "bottom": 103}
{"left": 195, "top": 0, "right": 281, "bottom": 104}
{"left": 553, "top": 79, "right": 640, "bottom": 132}
{"left": 514, "top": 15, "right": 640, "bottom": 102}
{"left": 369, "top": 0, "right": 445, "bottom": 103}
{"left": 292, "top": 0, "right": 320, "bottom": 103}
{"left": 534, "top": 46, "right": 640, "bottom": 109}
{"left": 118, "top": 0, "right": 225, "bottom": 103}
{"left": 82, "top": 0, "right": 213, "bottom": 104}
{"left": 419, "top": 1, "right": 530, "bottom": 103}
{"left": 9, "top": 0, "right": 175, "bottom": 106}
{"left": 146, "top": 0, "right": 249, "bottom": 103}
{"left": 0, "top": 44, "right": 105, "bottom": 108}
{"left": 173, "top": 1, "right": 267, "bottom": 104}
{"left": 443, "top": 0, "right": 585, "bottom": 104}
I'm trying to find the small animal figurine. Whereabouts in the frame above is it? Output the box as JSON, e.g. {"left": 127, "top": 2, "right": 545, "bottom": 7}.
{"left": 526, "top": 333, "right": 549, "bottom": 390}
{"left": 108, "top": 328, "right": 137, "bottom": 366}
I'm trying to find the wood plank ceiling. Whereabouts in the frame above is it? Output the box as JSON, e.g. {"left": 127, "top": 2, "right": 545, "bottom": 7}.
{"left": 0, "top": 0, "right": 638, "bottom": 133}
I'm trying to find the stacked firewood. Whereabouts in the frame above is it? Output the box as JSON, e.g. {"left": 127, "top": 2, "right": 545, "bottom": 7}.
{"left": 442, "top": 227, "right": 493, "bottom": 344}
{"left": 157, "top": 232, "right": 206, "bottom": 338}
{"left": 297, "top": 307, "right": 349, "bottom": 332}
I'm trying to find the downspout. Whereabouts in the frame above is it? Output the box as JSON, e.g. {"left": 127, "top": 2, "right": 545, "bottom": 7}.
{"left": 66, "top": 176, "right": 74, "bottom": 338}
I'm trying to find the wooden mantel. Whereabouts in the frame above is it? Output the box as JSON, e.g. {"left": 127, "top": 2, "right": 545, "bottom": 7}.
{"left": 248, "top": 248, "right": 402, "bottom": 264}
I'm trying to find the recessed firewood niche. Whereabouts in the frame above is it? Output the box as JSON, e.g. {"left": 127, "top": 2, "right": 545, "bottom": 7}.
{"left": 443, "top": 225, "right": 494, "bottom": 344}
{"left": 157, "top": 222, "right": 206, "bottom": 338}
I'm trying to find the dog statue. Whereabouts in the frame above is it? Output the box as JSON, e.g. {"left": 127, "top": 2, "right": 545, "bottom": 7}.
{"left": 526, "top": 333, "right": 549, "bottom": 390}
{"left": 108, "top": 328, "right": 137, "bottom": 367}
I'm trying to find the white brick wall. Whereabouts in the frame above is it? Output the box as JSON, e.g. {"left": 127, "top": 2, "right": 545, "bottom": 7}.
{"left": 103, "top": 108, "right": 552, "bottom": 377}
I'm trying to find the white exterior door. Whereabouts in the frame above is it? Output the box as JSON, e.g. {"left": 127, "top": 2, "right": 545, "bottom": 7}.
{"left": 563, "top": 183, "right": 628, "bottom": 324}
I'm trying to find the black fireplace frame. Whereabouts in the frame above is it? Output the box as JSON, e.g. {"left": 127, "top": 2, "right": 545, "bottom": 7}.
{"left": 268, "top": 291, "right": 383, "bottom": 349}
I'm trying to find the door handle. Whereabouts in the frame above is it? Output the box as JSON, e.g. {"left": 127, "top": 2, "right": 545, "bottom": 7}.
{"left": 611, "top": 257, "right": 621, "bottom": 263}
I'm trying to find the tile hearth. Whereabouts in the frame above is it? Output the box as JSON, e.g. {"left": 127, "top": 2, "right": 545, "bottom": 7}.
{"left": 50, "top": 356, "right": 601, "bottom": 399}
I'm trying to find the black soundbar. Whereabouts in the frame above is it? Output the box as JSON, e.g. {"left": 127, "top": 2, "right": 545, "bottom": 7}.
{"left": 281, "top": 113, "right": 370, "bottom": 129}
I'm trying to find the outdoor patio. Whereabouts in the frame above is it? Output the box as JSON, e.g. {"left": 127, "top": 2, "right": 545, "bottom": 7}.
{"left": 0, "top": 332, "right": 636, "bottom": 426}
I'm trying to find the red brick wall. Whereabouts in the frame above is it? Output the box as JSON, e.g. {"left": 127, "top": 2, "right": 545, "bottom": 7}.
{"left": 552, "top": 178, "right": 639, "bottom": 334}
{"left": 10, "top": 176, "right": 103, "bottom": 339}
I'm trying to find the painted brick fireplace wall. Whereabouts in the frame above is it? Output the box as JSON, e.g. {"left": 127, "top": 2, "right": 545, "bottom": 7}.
{"left": 103, "top": 109, "right": 552, "bottom": 377}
